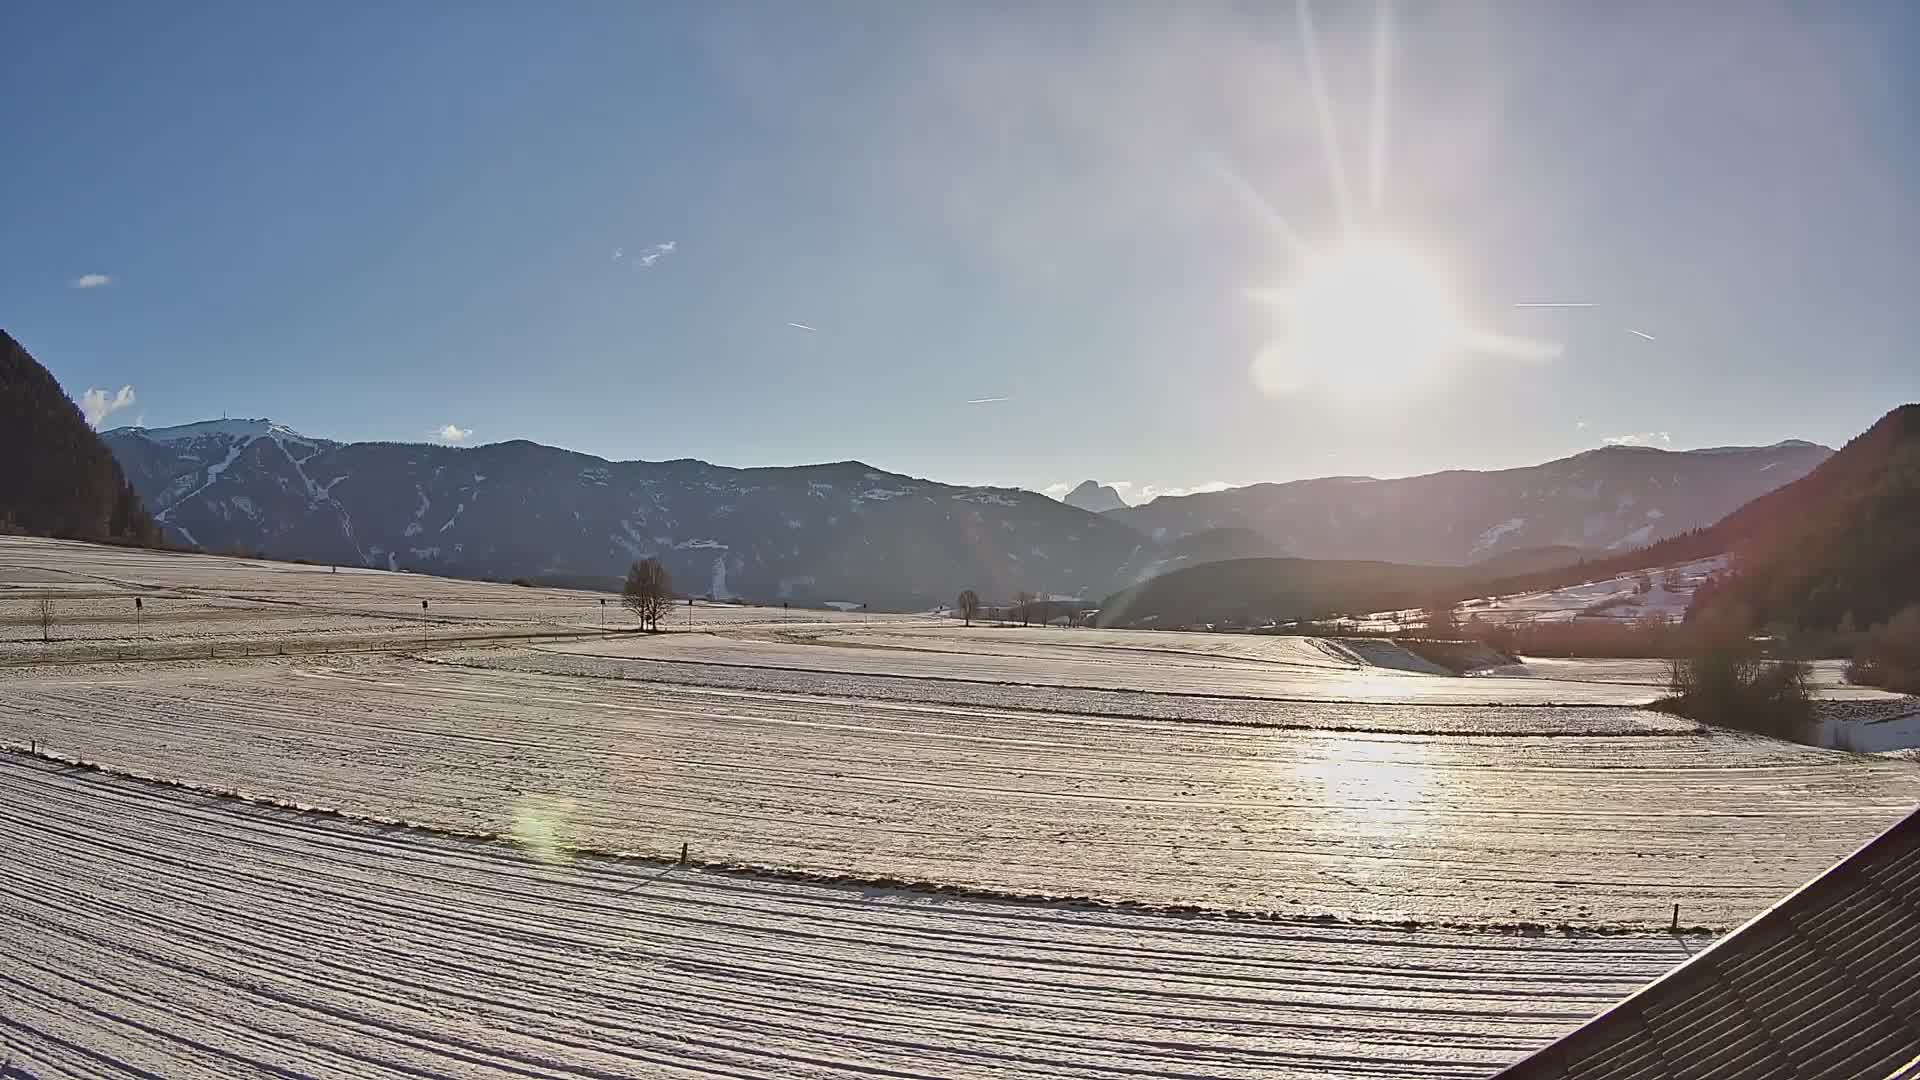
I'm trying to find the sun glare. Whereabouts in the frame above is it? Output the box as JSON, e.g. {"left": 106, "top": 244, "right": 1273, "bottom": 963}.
{"left": 1250, "top": 238, "right": 1473, "bottom": 397}
{"left": 1287, "top": 240, "right": 1462, "bottom": 373}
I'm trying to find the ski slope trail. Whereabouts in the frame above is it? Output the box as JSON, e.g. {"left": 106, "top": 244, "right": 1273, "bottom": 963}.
{"left": 0, "top": 754, "right": 1699, "bottom": 1079}
{"left": 7, "top": 655, "right": 1917, "bottom": 927}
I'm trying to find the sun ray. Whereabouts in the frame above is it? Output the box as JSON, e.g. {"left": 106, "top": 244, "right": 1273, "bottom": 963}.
{"left": 1209, "top": 156, "right": 1318, "bottom": 263}
{"left": 1459, "top": 329, "right": 1565, "bottom": 364}
{"left": 1368, "top": 0, "right": 1394, "bottom": 209}
{"left": 1295, "top": 0, "right": 1354, "bottom": 232}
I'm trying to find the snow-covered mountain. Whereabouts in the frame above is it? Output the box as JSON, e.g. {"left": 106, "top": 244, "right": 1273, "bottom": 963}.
{"left": 1061, "top": 480, "right": 1127, "bottom": 513}
{"left": 103, "top": 421, "right": 1832, "bottom": 606}
{"left": 103, "top": 421, "right": 1175, "bottom": 608}
{"left": 1106, "top": 441, "right": 1833, "bottom": 565}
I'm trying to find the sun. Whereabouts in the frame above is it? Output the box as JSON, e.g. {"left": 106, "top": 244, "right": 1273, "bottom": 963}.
{"left": 1277, "top": 238, "right": 1464, "bottom": 376}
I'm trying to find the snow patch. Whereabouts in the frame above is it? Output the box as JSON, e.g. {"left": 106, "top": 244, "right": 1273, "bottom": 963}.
{"left": 1471, "top": 517, "right": 1527, "bottom": 555}
{"left": 954, "top": 491, "right": 1018, "bottom": 507}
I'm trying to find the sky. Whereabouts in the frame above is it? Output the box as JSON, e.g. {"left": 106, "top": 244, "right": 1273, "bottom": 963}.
{"left": 5, "top": 1, "right": 1917, "bottom": 503}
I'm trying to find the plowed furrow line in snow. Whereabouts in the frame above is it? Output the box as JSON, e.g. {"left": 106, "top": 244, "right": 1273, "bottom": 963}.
{"left": 6, "top": 656, "right": 1917, "bottom": 927}
{"left": 4, "top": 756, "right": 1689, "bottom": 1079}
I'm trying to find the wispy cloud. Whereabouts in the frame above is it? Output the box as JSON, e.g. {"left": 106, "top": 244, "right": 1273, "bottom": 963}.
{"left": 1576, "top": 419, "right": 1590, "bottom": 430}
{"left": 965, "top": 396, "right": 1011, "bottom": 405}
{"left": 1603, "top": 431, "right": 1673, "bottom": 447}
{"left": 1625, "top": 327, "right": 1657, "bottom": 341}
{"left": 785, "top": 321, "right": 818, "bottom": 332}
{"left": 612, "top": 241, "right": 675, "bottom": 268}
{"left": 80, "top": 385, "right": 137, "bottom": 428}
{"left": 432, "top": 424, "right": 474, "bottom": 444}
{"left": 70, "top": 273, "right": 113, "bottom": 289}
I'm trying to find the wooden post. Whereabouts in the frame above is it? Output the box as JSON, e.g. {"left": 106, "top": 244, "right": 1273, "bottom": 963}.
{"left": 1671, "top": 903, "right": 1679, "bottom": 931}
{"left": 679, "top": 842, "right": 689, "bottom": 866}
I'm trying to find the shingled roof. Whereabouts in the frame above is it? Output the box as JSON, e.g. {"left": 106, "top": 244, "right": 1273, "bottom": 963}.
{"left": 1493, "top": 805, "right": 1920, "bottom": 1080}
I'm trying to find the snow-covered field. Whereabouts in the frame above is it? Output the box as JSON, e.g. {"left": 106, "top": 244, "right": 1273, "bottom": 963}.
{"left": 1457, "top": 556, "right": 1728, "bottom": 626}
{"left": 1, "top": 755, "right": 1700, "bottom": 1079}
{"left": 8, "top": 650, "right": 1917, "bottom": 928}
{"left": 6, "top": 537, "right": 1919, "bottom": 1077}
{"left": 547, "top": 631, "right": 1670, "bottom": 706}
{"left": 0, "top": 535, "right": 932, "bottom": 661}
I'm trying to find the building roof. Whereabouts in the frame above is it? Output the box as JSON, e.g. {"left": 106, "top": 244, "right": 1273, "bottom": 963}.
{"left": 1493, "top": 804, "right": 1920, "bottom": 1080}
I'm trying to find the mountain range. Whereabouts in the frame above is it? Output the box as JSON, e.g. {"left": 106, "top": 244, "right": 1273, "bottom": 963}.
{"left": 104, "top": 420, "right": 1196, "bottom": 608}
{"left": 103, "top": 418, "right": 1829, "bottom": 609}
{"left": 1102, "top": 440, "right": 1831, "bottom": 564}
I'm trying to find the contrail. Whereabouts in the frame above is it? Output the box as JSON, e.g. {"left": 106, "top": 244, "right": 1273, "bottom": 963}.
{"left": 785, "top": 322, "right": 818, "bottom": 332}
{"left": 1626, "top": 328, "right": 1656, "bottom": 340}
{"left": 1368, "top": 0, "right": 1394, "bottom": 209}
{"left": 1296, "top": 0, "right": 1354, "bottom": 231}
{"left": 965, "top": 396, "right": 1011, "bottom": 405}
{"left": 1513, "top": 302, "right": 1595, "bottom": 308}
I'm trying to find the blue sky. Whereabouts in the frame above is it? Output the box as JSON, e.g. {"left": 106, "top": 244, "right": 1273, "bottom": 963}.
{"left": 5, "top": 2, "right": 1916, "bottom": 501}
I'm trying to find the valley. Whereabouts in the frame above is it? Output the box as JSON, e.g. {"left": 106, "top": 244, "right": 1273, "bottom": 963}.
{"left": 5, "top": 535, "right": 1918, "bottom": 1077}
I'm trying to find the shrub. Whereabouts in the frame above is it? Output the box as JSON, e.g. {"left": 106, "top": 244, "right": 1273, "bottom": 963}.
{"left": 1660, "top": 635, "right": 1813, "bottom": 742}
{"left": 1848, "top": 604, "right": 1920, "bottom": 693}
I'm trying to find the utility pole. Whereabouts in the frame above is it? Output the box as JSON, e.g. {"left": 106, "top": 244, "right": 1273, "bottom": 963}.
{"left": 421, "top": 599, "right": 429, "bottom": 647}
{"left": 134, "top": 595, "right": 142, "bottom": 630}
{"left": 688, "top": 596, "right": 694, "bottom": 631}
{"left": 600, "top": 597, "right": 606, "bottom": 630}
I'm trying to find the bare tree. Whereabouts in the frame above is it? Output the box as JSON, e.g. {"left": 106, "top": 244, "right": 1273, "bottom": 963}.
{"left": 622, "top": 558, "right": 672, "bottom": 631}
{"left": 956, "top": 589, "right": 980, "bottom": 627}
{"left": 36, "top": 597, "right": 53, "bottom": 643}
{"left": 1014, "top": 591, "right": 1034, "bottom": 627}
{"left": 1420, "top": 602, "right": 1458, "bottom": 638}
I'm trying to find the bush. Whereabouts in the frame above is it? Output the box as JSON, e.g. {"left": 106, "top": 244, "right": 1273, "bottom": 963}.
{"left": 1848, "top": 604, "right": 1920, "bottom": 693}
{"left": 1660, "top": 637, "right": 1813, "bottom": 742}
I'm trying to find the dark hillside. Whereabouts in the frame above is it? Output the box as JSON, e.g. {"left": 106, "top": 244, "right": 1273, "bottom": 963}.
{"left": 0, "top": 330, "right": 160, "bottom": 545}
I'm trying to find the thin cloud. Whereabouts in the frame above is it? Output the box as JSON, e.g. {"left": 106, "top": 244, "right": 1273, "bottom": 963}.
{"left": 79, "top": 385, "right": 137, "bottom": 428}
{"left": 635, "top": 241, "right": 676, "bottom": 268}
{"left": 1603, "top": 431, "right": 1673, "bottom": 447}
{"left": 1625, "top": 327, "right": 1657, "bottom": 341}
{"left": 432, "top": 424, "right": 474, "bottom": 444}
{"left": 785, "top": 321, "right": 818, "bottom": 332}
{"left": 70, "top": 273, "right": 113, "bottom": 289}
{"left": 1576, "top": 419, "right": 1590, "bottom": 430}
{"left": 965, "top": 396, "right": 1011, "bottom": 405}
